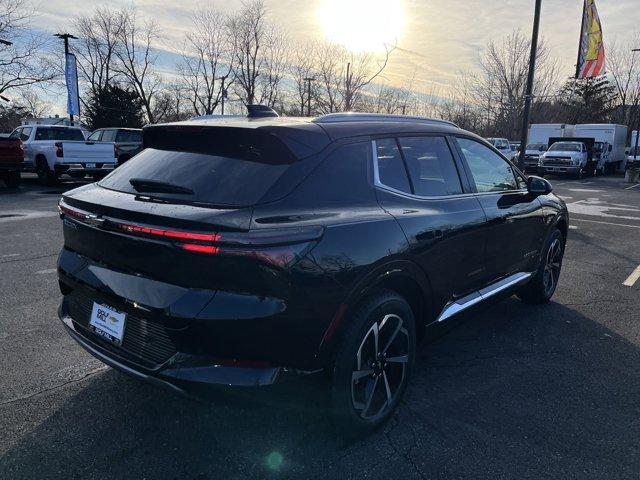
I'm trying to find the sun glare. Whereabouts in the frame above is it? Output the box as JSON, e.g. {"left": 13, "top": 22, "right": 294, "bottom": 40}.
{"left": 317, "top": 0, "right": 404, "bottom": 53}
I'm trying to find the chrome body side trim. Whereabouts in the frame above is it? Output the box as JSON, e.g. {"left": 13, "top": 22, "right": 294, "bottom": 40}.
{"left": 436, "top": 272, "right": 533, "bottom": 322}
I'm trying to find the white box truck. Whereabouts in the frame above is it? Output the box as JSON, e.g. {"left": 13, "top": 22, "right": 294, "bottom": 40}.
{"left": 574, "top": 124, "right": 628, "bottom": 173}
{"left": 528, "top": 124, "right": 575, "bottom": 145}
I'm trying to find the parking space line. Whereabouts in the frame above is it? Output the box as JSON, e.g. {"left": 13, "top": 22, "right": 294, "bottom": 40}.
{"left": 626, "top": 183, "right": 640, "bottom": 190}
{"left": 623, "top": 265, "right": 640, "bottom": 287}
{"left": 571, "top": 218, "right": 640, "bottom": 229}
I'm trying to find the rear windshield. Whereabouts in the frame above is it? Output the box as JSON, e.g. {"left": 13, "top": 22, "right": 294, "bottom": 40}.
{"left": 98, "top": 148, "right": 291, "bottom": 207}
{"left": 116, "top": 130, "right": 142, "bottom": 142}
{"left": 35, "top": 127, "right": 85, "bottom": 141}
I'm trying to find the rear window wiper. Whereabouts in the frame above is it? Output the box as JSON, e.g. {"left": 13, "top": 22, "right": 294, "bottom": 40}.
{"left": 129, "top": 178, "right": 194, "bottom": 195}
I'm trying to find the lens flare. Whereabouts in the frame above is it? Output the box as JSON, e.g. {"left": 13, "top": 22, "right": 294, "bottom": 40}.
{"left": 266, "top": 451, "right": 283, "bottom": 470}
{"left": 317, "top": 0, "right": 404, "bottom": 52}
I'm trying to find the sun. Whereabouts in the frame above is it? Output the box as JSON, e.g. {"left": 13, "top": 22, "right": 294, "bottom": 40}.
{"left": 317, "top": 0, "right": 404, "bottom": 53}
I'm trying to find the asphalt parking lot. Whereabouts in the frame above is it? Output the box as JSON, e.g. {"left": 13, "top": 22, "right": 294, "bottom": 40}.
{"left": 1, "top": 173, "right": 639, "bottom": 479}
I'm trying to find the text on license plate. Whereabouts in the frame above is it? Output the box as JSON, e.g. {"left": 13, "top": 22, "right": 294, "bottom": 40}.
{"left": 89, "top": 302, "right": 126, "bottom": 345}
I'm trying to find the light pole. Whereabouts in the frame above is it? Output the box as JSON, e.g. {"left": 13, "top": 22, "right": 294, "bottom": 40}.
{"left": 219, "top": 76, "right": 228, "bottom": 115}
{"left": 54, "top": 33, "right": 78, "bottom": 125}
{"left": 517, "top": 0, "right": 542, "bottom": 172}
{"left": 303, "top": 77, "right": 314, "bottom": 116}
{"left": 632, "top": 48, "right": 640, "bottom": 161}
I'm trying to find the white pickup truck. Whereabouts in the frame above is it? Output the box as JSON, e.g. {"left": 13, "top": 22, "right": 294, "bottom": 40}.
{"left": 9, "top": 125, "right": 117, "bottom": 184}
{"left": 538, "top": 141, "right": 590, "bottom": 179}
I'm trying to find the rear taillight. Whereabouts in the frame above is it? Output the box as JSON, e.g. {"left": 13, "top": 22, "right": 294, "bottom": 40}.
{"left": 55, "top": 142, "right": 63, "bottom": 158}
{"left": 58, "top": 199, "right": 323, "bottom": 268}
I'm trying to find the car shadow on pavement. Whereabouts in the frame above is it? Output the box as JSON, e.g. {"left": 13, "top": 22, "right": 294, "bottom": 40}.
{"left": 2, "top": 297, "right": 640, "bottom": 480}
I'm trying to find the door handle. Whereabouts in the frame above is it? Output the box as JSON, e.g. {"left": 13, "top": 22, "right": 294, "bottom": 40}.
{"left": 416, "top": 229, "right": 443, "bottom": 241}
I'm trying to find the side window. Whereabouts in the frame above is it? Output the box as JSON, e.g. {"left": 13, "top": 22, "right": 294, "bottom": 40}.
{"left": 87, "top": 131, "right": 102, "bottom": 141}
{"left": 375, "top": 138, "right": 411, "bottom": 193}
{"left": 20, "top": 127, "right": 32, "bottom": 141}
{"left": 306, "top": 141, "right": 373, "bottom": 204}
{"left": 9, "top": 128, "right": 21, "bottom": 139}
{"left": 101, "top": 130, "right": 116, "bottom": 142}
{"left": 457, "top": 138, "right": 519, "bottom": 193}
{"left": 397, "top": 136, "right": 462, "bottom": 196}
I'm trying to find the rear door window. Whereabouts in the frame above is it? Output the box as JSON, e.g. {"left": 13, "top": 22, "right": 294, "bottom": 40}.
{"left": 375, "top": 138, "right": 411, "bottom": 193}
{"left": 397, "top": 136, "right": 463, "bottom": 196}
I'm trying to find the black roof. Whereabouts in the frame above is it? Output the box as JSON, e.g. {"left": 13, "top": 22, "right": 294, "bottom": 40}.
{"left": 145, "top": 114, "right": 479, "bottom": 159}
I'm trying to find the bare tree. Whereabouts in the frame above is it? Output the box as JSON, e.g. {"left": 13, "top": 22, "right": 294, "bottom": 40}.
{"left": 257, "top": 25, "right": 289, "bottom": 108}
{"left": 473, "top": 30, "right": 559, "bottom": 138}
{"left": 608, "top": 35, "right": 640, "bottom": 128}
{"left": 228, "top": 0, "right": 267, "bottom": 105}
{"left": 115, "top": 9, "right": 162, "bottom": 123}
{"left": 0, "top": 0, "right": 56, "bottom": 97}
{"left": 73, "top": 7, "right": 124, "bottom": 103}
{"left": 290, "top": 42, "right": 319, "bottom": 115}
{"left": 313, "top": 42, "right": 395, "bottom": 113}
{"left": 178, "top": 7, "right": 233, "bottom": 116}
{"left": 16, "top": 87, "right": 50, "bottom": 117}
{"left": 343, "top": 45, "right": 394, "bottom": 111}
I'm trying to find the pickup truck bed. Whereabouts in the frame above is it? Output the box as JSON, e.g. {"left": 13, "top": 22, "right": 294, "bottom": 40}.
{"left": 0, "top": 137, "right": 24, "bottom": 187}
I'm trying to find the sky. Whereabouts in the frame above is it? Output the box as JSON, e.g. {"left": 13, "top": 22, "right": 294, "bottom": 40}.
{"left": 28, "top": 0, "right": 640, "bottom": 112}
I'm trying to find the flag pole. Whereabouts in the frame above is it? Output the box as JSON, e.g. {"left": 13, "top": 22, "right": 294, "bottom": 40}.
{"left": 517, "top": 0, "right": 542, "bottom": 172}
{"left": 575, "top": 0, "right": 586, "bottom": 79}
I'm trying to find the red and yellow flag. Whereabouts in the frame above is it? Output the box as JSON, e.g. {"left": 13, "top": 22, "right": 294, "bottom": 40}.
{"left": 576, "top": 0, "right": 605, "bottom": 79}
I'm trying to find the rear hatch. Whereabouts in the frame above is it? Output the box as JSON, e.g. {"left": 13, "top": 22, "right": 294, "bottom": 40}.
{"left": 60, "top": 141, "right": 116, "bottom": 163}
{"left": 60, "top": 123, "right": 328, "bottom": 295}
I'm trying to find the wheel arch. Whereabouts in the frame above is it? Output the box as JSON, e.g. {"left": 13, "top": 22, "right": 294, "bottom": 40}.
{"left": 318, "top": 260, "right": 433, "bottom": 365}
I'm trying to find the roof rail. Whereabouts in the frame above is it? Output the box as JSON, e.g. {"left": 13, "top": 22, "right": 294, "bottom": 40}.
{"left": 312, "top": 113, "right": 458, "bottom": 128}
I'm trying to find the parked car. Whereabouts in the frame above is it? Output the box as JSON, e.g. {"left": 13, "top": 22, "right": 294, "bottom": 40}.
{"left": 523, "top": 143, "right": 548, "bottom": 173}
{"left": 0, "top": 136, "right": 24, "bottom": 187}
{"left": 539, "top": 141, "right": 590, "bottom": 179}
{"left": 87, "top": 128, "right": 143, "bottom": 165}
{"left": 10, "top": 125, "right": 117, "bottom": 184}
{"left": 487, "top": 137, "right": 516, "bottom": 160}
{"left": 57, "top": 112, "right": 568, "bottom": 432}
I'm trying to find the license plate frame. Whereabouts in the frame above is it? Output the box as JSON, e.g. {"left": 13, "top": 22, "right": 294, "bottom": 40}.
{"left": 89, "top": 302, "right": 126, "bottom": 346}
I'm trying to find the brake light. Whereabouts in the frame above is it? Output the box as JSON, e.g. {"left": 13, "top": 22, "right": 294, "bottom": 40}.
{"left": 180, "top": 243, "right": 219, "bottom": 254}
{"left": 55, "top": 142, "right": 63, "bottom": 158}
{"left": 58, "top": 199, "right": 323, "bottom": 267}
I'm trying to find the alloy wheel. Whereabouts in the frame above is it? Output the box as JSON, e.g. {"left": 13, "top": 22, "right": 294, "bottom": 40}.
{"left": 351, "top": 313, "right": 409, "bottom": 421}
{"left": 543, "top": 238, "right": 562, "bottom": 296}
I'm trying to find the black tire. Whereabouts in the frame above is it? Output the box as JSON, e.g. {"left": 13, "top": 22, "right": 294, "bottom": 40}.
{"left": 3, "top": 171, "right": 20, "bottom": 188}
{"left": 517, "top": 228, "right": 564, "bottom": 304}
{"left": 36, "top": 157, "right": 58, "bottom": 186}
{"left": 330, "top": 289, "right": 416, "bottom": 434}
{"left": 574, "top": 167, "right": 584, "bottom": 180}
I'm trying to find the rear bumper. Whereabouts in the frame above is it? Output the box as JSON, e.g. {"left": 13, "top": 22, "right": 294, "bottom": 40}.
{"left": 0, "top": 161, "right": 24, "bottom": 172}
{"left": 55, "top": 162, "right": 116, "bottom": 175}
{"left": 58, "top": 299, "right": 316, "bottom": 397}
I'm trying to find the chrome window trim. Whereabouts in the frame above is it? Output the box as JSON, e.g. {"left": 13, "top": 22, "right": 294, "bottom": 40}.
{"left": 371, "top": 139, "right": 526, "bottom": 200}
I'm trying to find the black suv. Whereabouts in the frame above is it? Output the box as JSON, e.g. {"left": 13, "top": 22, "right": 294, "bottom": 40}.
{"left": 57, "top": 113, "right": 568, "bottom": 431}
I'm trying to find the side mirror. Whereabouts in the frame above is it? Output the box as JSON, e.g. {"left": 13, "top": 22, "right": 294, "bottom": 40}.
{"left": 527, "top": 175, "right": 552, "bottom": 196}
